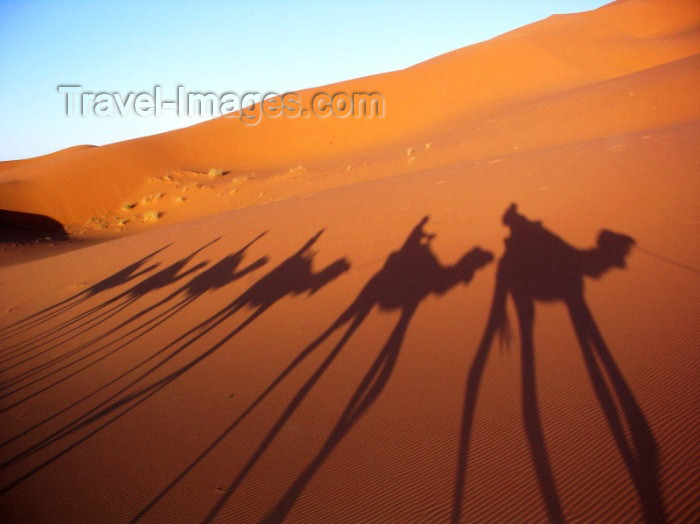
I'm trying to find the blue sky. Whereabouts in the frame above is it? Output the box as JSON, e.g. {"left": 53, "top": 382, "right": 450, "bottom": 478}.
{"left": 0, "top": 0, "right": 608, "bottom": 160}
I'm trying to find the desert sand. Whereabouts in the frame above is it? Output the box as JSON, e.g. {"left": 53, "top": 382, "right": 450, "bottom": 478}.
{"left": 1, "top": 0, "right": 698, "bottom": 522}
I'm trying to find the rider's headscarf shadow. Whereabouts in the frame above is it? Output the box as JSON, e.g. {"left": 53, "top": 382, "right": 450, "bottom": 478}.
{"left": 452, "top": 204, "right": 664, "bottom": 524}
{"left": 199, "top": 216, "right": 493, "bottom": 523}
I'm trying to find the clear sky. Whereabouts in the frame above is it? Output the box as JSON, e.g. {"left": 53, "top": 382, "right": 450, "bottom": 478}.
{"left": 0, "top": 0, "right": 609, "bottom": 161}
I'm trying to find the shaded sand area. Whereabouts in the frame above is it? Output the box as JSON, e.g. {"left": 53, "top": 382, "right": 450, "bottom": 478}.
{"left": 1, "top": 0, "right": 698, "bottom": 522}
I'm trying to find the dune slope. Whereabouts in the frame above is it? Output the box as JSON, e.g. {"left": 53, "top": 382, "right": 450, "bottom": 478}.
{"left": 0, "top": 119, "right": 697, "bottom": 522}
{"left": 0, "top": 0, "right": 698, "bottom": 228}
{"left": 0, "top": 0, "right": 698, "bottom": 522}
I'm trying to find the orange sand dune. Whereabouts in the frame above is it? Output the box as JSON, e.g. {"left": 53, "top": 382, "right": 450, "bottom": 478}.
{"left": 0, "top": 0, "right": 698, "bottom": 227}
{"left": 0, "top": 145, "right": 96, "bottom": 175}
{"left": 0, "top": 0, "right": 698, "bottom": 522}
{"left": 0, "top": 120, "right": 697, "bottom": 523}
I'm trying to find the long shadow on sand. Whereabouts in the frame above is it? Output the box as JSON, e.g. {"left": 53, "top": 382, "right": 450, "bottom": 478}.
{"left": 0, "top": 229, "right": 347, "bottom": 497}
{"left": 0, "top": 238, "right": 231, "bottom": 430}
{"left": 0, "top": 233, "right": 268, "bottom": 453}
{"left": 0, "top": 239, "right": 217, "bottom": 374}
{"left": 0, "top": 234, "right": 267, "bottom": 412}
{"left": 136, "top": 217, "right": 492, "bottom": 523}
{"left": 0, "top": 243, "right": 169, "bottom": 345}
{"left": 452, "top": 204, "right": 664, "bottom": 523}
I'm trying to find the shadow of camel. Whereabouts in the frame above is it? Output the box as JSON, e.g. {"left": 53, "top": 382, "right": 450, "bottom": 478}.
{"left": 192, "top": 217, "right": 493, "bottom": 523}
{"left": 0, "top": 233, "right": 269, "bottom": 454}
{"left": 0, "top": 230, "right": 348, "bottom": 497}
{"left": 0, "top": 239, "right": 217, "bottom": 368}
{"left": 0, "top": 243, "right": 169, "bottom": 345}
{"left": 0, "top": 233, "right": 268, "bottom": 409}
{"left": 452, "top": 203, "right": 664, "bottom": 523}
{"left": 105, "top": 229, "right": 350, "bottom": 406}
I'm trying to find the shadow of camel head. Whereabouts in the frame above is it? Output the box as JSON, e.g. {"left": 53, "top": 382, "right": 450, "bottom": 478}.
{"left": 457, "top": 247, "right": 494, "bottom": 283}
{"left": 594, "top": 229, "right": 636, "bottom": 273}
{"left": 308, "top": 257, "right": 351, "bottom": 296}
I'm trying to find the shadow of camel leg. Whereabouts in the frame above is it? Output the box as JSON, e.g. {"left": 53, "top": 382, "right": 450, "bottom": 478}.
{"left": 0, "top": 294, "right": 88, "bottom": 347}
{"left": 262, "top": 304, "right": 418, "bottom": 523}
{"left": 203, "top": 309, "right": 370, "bottom": 523}
{"left": 0, "top": 294, "right": 194, "bottom": 398}
{"left": 0, "top": 300, "right": 253, "bottom": 473}
{"left": 130, "top": 308, "right": 364, "bottom": 523}
{"left": 0, "top": 297, "right": 200, "bottom": 453}
{"left": 514, "top": 291, "right": 565, "bottom": 524}
{"left": 567, "top": 297, "right": 666, "bottom": 523}
{"left": 452, "top": 274, "right": 506, "bottom": 523}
